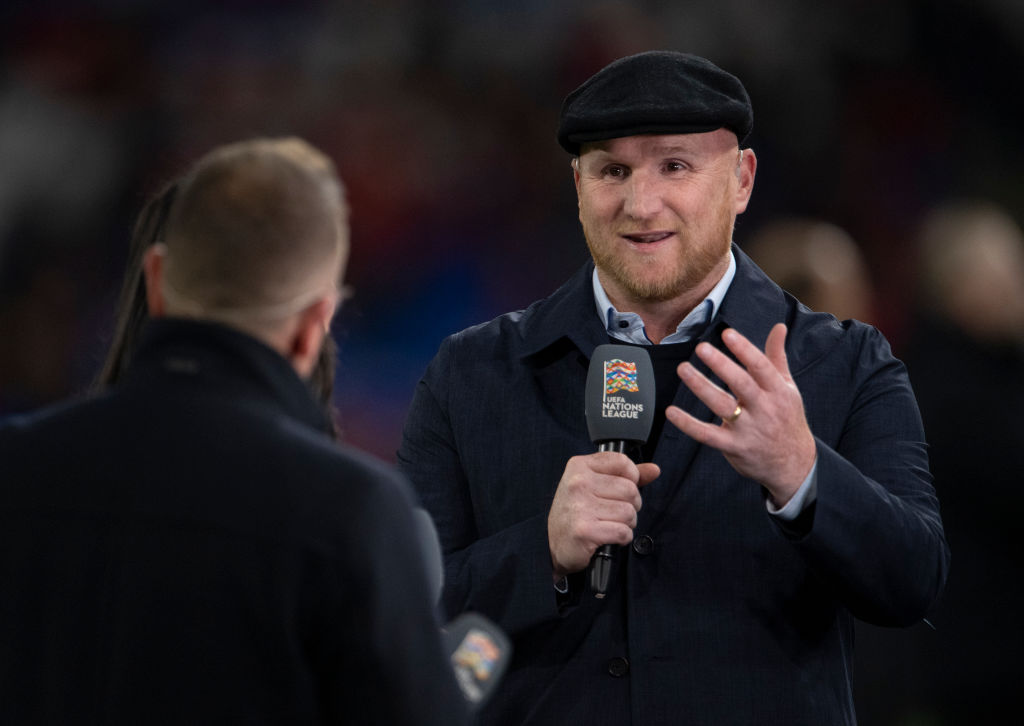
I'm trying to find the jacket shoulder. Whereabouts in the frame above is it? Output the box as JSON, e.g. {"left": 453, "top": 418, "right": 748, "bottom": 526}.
{"left": 785, "top": 303, "right": 895, "bottom": 378}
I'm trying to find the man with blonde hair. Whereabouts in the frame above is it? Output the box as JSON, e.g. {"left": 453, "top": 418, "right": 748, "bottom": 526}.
{"left": 1, "top": 138, "right": 468, "bottom": 725}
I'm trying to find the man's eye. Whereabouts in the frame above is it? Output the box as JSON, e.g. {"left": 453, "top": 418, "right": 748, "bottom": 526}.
{"left": 603, "top": 165, "right": 627, "bottom": 178}
{"left": 664, "top": 161, "right": 686, "bottom": 172}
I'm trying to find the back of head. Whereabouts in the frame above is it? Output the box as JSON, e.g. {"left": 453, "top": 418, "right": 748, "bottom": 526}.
{"left": 915, "top": 200, "right": 1024, "bottom": 344}
{"left": 160, "top": 137, "right": 348, "bottom": 335}
{"left": 744, "top": 217, "right": 874, "bottom": 323}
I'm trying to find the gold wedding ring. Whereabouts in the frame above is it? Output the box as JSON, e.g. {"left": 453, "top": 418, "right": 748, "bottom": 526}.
{"left": 724, "top": 404, "right": 743, "bottom": 423}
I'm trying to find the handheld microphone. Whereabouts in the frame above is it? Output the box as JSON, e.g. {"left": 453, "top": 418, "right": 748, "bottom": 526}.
{"left": 584, "top": 344, "right": 655, "bottom": 598}
{"left": 414, "top": 507, "right": 512, "bottom": 709}
{"left": 443, "top": 612, "right": 512, "bottom": 709}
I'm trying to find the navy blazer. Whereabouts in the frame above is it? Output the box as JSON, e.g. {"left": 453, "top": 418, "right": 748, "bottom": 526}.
{"left": 1, "top": 319, "right": 468, "bottom": 726}
{"left": 399, "top": 246, "right": 948, "bottom": 726}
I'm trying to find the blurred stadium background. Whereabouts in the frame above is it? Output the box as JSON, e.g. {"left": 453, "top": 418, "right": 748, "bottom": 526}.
{"left": 2, "top": 2, "right": 1022, "bottom": 723}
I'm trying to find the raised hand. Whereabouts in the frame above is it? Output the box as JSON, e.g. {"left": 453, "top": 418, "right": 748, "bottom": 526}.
{"left": 665, "top": 323, "right": 816, "bottom": 506}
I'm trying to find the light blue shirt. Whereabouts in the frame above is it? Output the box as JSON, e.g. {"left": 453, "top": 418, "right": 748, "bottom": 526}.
{"left": 590, "top": 250, "right": 817, "bottom": 521}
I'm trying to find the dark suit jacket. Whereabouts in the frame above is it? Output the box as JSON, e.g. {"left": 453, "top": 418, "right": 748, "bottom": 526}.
{"left": 0, "top": 319, "right": 468, "bottom": 726}
{"left": 398, "top": 246, "right": 948, "bottom": 726}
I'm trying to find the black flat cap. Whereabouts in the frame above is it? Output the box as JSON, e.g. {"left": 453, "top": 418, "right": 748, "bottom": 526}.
{"left": 557, "top": 50, "right": 753, "bottom": 154}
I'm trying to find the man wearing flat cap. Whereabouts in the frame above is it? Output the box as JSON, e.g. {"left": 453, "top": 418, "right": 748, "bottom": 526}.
{"left": 400, "top": 51, "right": 948, "bottom": 725}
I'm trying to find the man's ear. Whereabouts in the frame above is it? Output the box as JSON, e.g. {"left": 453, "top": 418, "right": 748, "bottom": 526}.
{"left": 287, "top": 295, "right": 335, "bottom": 379}
{"left": 142, "top": 244, "right": 168, "bottom": 317}
{"left": 572, "top": 157, "right": 582, "bottom": 209}
{"left": 734, "top": 148, "right": 757, "bottom": 214}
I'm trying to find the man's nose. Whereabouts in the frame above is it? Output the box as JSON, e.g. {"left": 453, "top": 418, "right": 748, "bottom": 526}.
{"left": 622, "top": 172, "right": 663, "bottom": 219}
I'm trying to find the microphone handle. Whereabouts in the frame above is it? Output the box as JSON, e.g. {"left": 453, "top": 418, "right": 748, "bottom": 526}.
{"left": 590, "top": 440, "right": 626, "bottom": 598}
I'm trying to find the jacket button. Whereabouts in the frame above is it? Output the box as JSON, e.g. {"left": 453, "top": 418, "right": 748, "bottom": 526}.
{"left": 632, "top": 534, "right": 654, "bottom": 555}
{"left": 607, "top": 656, "right": 629, "bottom": 677}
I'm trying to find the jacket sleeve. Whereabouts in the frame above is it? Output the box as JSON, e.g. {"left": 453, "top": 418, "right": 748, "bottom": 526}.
{"left": 397, "top": 336, "right": 568, "bottom": 636}
{"left": 779, "top": 324, "right": 950, "bottom": 626}
{"left": 323, "top": 464, "right": 472, "bottom": 726}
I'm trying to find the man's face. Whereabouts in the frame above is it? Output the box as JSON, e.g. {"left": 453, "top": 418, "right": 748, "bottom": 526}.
{"left": 574, "top": 129, "right": 755, "bottom": 307}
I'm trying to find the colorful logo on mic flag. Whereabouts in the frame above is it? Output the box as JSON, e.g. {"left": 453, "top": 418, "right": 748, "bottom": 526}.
{"left": 452, "top": 629, "right": 502, "bottom": 686}
{"left": 604, "top": 358, "right": 639, "bottom": 395}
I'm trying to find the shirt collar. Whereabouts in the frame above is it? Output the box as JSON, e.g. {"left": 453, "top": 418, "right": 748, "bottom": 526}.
{"left": 592, "top": 250, "right": 737, "bottom": 344}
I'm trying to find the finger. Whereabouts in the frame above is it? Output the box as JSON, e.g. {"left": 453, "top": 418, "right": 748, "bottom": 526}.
{"left": 665, "top": 404, "right": 732, "bottom": 451}
{"left": 718, "top": 328, "right": 782, "bottom": 394}
{"left": 590, "top": 473, "right": 643, "bottom": 511}
{"left": 586, "top": 450, "right": 641, "bottom": 480}
{"left": 764, "top": 323, "right": 793, "bottom": 383}
{"left": 585, "top": 520, "right": 636, "bottom": 548}
{"left": 592, "top": 498, "right": 640, "bottom": 528}
{"left": 593, "top": 463, "right": 658, "bottom": 510}
{"left": 677, "top": 360, "right": 742, "bottom": 422}
{"left": 636, "top": 462, "right": 660, "bottom": 488}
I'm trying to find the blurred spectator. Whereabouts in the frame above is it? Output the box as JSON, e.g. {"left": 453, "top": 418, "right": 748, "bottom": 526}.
{"left": 0, "top": 9, "right": 152, "bottom": 414}
{"left": 742, "top": 217, "right": 876, "bottom": 323}
{"left": 915, "top": 201, "right": 1024, "bottom": 345}
{"left": 857, "top": 200, "right": 1024, "bottom": 725}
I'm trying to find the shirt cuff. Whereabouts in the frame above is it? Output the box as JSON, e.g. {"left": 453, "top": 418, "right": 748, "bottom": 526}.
{"left": 766, "top": 457, "right": 818, "bottom": 521}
